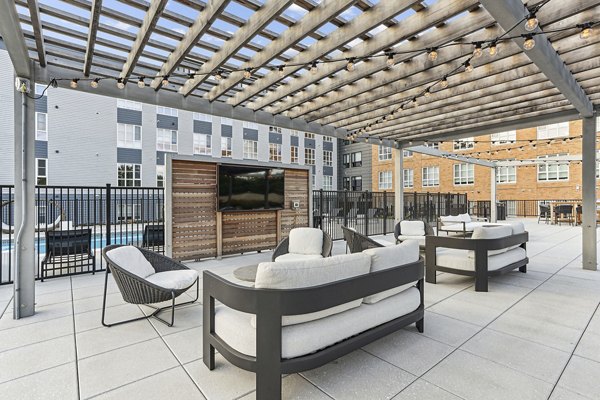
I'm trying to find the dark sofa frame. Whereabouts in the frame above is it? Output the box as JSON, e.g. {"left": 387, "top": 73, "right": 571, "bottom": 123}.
{"left": 425, "top": 232, "right": 528, "bottom": 292}
{"left": 203, "top": 258, "right": 424, "bottom": 400}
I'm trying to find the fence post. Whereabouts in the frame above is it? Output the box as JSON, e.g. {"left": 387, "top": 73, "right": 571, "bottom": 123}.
{"left": 365, "top": 190, "right": 369, "bottom": 236}
{"left": 383, "top": 191, "right": 388, "bottom": 235}
{"left": 343, "top": 190, "right": 348, "bottom": 228}
{"left": 106, "top": 183, "right": 112, "bottom": 247}
{"left": 319, "top": 189, "right": 324, "bottom": 229}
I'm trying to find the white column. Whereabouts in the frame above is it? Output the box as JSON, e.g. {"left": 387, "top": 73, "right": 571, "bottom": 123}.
{"left": 582, "top": 114, "right": 597, "bottom": 271}
{"left": 490, "top": 167, "right": 497, "bottom": 223}
{"left": 394, "top": 147, "right": 404, "bottom": 222}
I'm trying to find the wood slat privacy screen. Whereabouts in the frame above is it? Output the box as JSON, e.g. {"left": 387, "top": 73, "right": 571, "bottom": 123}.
{"left": 169, "top": 159, "right": 309, "bottom": 261}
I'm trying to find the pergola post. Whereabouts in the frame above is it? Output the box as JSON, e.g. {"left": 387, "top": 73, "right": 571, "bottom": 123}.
{"left": 394, "top": 147, "right": 404, "bottom": 222}
{"left": 12, "top": 73, "right": 36, "bottom": 318}
{"left": 490, "top": 167, "right": 497, "bottom": 223}
{"left": 581, "top": 114, "right": 597, "bottom": 271}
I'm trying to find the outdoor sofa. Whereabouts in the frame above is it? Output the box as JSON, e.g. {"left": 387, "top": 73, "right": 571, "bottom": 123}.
{"left": 203, "top": 240, "right": 424, "bottom": 399}
{"left": 426, "top": 222, "right": 528, "bottom": 292}
{"left": 436, "top": 213, "right": 489, "bottom": 236}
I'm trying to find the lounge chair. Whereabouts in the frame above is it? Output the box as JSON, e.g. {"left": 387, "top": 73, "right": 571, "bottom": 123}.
{"left": 41, "top": 229, "right": 95, "bottom": 280}
{"left": 341, "top": 225, "right": 393, "bottom": 253}
{"left": 394, "top": 220, "right": 434, "bottom": 249}
{"left": 271, "top": 227, "right": 333, "bottom": 262}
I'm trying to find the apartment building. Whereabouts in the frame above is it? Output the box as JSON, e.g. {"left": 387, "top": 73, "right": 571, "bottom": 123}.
{"left": 339, "top": 140, "right": 372, "bottom": 192}
{"left": 0, "top": 51, "right": 337, "bottom": 189}
{"left": 371, "top": 120, "right": 600, "bottom": 201}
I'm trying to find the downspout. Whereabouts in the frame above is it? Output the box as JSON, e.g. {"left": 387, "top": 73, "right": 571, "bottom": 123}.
{"left": 13, "top": 90, "right": 28, "bottom": 319}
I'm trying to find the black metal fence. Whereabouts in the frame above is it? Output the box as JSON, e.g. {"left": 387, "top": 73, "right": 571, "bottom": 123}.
{"left": 469, "top": 199, "right": 582, "bottom": 219}
{"left": 312, "top": 190, "right": 468, "bottom": 240}
{"left": 1, "top": 184, "right": 164, "bottom": 285}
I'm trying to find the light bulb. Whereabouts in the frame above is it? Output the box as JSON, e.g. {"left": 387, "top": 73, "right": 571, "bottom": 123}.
{"left": 472, "top": 43, "right": 483, "bottom": 58}
{"left": 428, "top": 49, "right": 438, "bottom": 61}
{"left": 346, "top": 58, "right": 354, "bottom": 72}
{"left": 580, "top": 26, "right": 592, "bottom": 40}
{"left": 440, "top": 77, "right": 449, "bottom": 89}
{"left": 90, "top": 78, "right": 100, "bottom": 88}
{"left": 386, "top": 54, "right": 394, "bottom": 67}
{"left": 525, "top": 14, "right": 538, "bottom": 31}
{"left": 215, "top": 70, "right": 223, "bottom": 81}
{"left": 278, "top": 65, "right": 285, "bottom": 77}
{"left": 70, "top": 79, "right": 78, "bottom": 89}
{"left": 243, "top": 68, "right": 252, "bottom": 79}
{"left": 489, "top": 42, "right": 498, "bottom": 56}
{"left": 523, "top": 36, "right": 535, "bottom": 50}
{"left": 464, "top": 61, "right": 473, "bottom": 72}
{"left": 412, "top": 98, "right": 418, "bottom": 107}
{"left": 117, "top": 78, "right": 125, "bottom": 89}
{"left": 310, "top": 62, "right": 317, "bottom": 75}
{"left": 162, "top": 76, "right": 170, "bottom": 87}
{"left": 137, "top": 77, "right": 145, "bottom": 88}
{"left": 424, "top": 88, "right": 431, "bottom": 97}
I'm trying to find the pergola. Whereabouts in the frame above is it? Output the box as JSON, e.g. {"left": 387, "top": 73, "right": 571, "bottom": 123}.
{"left": 0, "top": 0, "right": 598, "bottom": 318}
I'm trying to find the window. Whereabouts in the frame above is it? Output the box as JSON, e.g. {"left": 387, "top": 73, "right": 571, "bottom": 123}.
{"left": 497, "top": 165, "right": 517, "bottom": 183}
{"left": 424, "top": 142, "right": 439, "bottom": 149}
{"left": 35, "top": 112, "right": 47, "bottom": 141}
{"left": 156, "top": 129, "right": 178, "bottom": 152}
{"left": 116, "top": 203, "right": 141, "bottom": 222}
{"left": 323, "top": 176, "right": 333, "bottom": 190}
{"left": 117, "top": 163, "right": 141, "bottom": 187}
{"left": 323, "top": 136, "right": 333, "bottom": 143}
{"left": 268, "top": 125, "right": 281, "bottom": 133}
{"left": 403, "top": 150, "right": 413, "bottom": 157}
{"left": 156, "top": 165, "right": 165, "bottom": 187}
{"left": 351, "top": 152, "right": 362, "bottom": 167}
{"left": 351, "top": 176, "right": 362, "bottom": 191}
{"left": 193, "top": 112, "right": 212, "bottom": 122}
{"left": 243, "top": 121, "right": 258, "bottom": 129}
{"left": 117, "top": 124, "right": 142, "bottom": 148}
{"left": 453, "top": 163, "right": 474, "bottom": 185}
{"left": 221, "top": 117, "right": 233, "bottom": 125}
{"left": 156, "top": 106, "right": 178, "bottom": 116}
{"left": 193, "top": 133, "right": 211, "bottom": 155}
{"left": 343, "top": 177, "right": 351, "bottom": 190}
{"left": 538, "top": 154, "right": 569, "bottom": 181}
{"left": 117, "top": 99, "right": 142, "bottom": 111}
{"left": 243, "top": 139, "right": 258, "bottom": 159}
{"left": 342, "top": 154, "right": 351, "bottom": 168}
{"left": 422, "top": 166, "right": 439, "bottom": 187}
{"left": 379, "top": 146, "right": 392, "bottom": 161}
{"left": 491, "top": 130, "right": 516, "bottom": 145}
{"left": 36, "top": 158, "right": 47, "bottom": 185}
{"left": 453, "top": 137, "right": 474, "bottom": 151}
{"left": 35, "top": 83, "right": 47, "bottom": 96}
{"left": 378, "top": 171, "right": 392, "bottom": 190}
{"left": 403, "top": 169, "right": 413, "bottom": 188}
{"left": 221, "top": 137, "right": 232, "bottom": 157}
{"left": 305, "top": 148, "right": 315, "bottom": 165}
{"left": 290, "top": 130, "right": 300, "bottom": 137}
{"left": 305, "top": 132, "right": 315, "bottom": 139}
{"left": 323, "top": 150, "right": 333, "bottom": 167}
{"left": 290, "top": 146, "right": 299, "bottom": 163}
{"left": 269, "top": 143, "right": 282, "bottom": 162}
{"left": 537, "top": 122, "right": 569, "bottom": 139}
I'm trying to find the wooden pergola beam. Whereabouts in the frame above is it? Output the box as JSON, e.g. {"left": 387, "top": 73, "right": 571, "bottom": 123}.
{"left": 0, "top": 0, "right": 31, "bottom": 77}
{"left": 83, "top": 0, "right": 102, "bottom": 76}
{"left": 26, "top": 0, "right": 46, "bottom": 67}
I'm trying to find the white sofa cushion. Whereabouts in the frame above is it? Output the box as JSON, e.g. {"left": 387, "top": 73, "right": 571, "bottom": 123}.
{"left": 287, "top": 228, "right": 324, "bottom": 255}
{"left": 274, "top": 253, "right": 323, "bottom": 262}
{"left": 362, "top": 241, "right": 420, "bottom": 304}
{"left": 215, "top": 287, "right": 420, "bottom": 359}
{"left": 469, "top": 225, "right": 513, "bottom": 257}
{"left": 372, "top": 238, "right": 395, "bottom": 247}
{"left": 397, "top": 235, "right": 426, "bottom": 247}
{"left": 437, "top": 247, "right": 527, "bottom": 271}
{"left": 400, "top": 221, "right": 425, "bottom": 236}
{"left": 458, "top": 213, "right": 472, "bottom": 223}
{"left": 253, "top": 253, "right": 371, "bottom": 326}
{"left": 106, "top": 246, "right": 155, "bottom": 278}
{"left": 440, "top": 221, "right": 487, "bottom": 232}
{"left": 145, "top": 270, "right": 198, "bottom": 290}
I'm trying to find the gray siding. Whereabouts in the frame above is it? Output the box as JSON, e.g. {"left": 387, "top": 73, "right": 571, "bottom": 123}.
{"left": 243, "top": 128, "right": 258, "bottom": 141}
{"left": 117, "top": 148, "right": 142, "bottom": 164}
{"left": 269, "top": 132, "right": 282, "bottom": 144}
{"left": 291, "top": 135, "right": 299, "bottom": 146}
{"left": 193, "top": 120, "right": 211, "bottom": 134}
{"left": 157, "top": 114, "right": 178, "bottom": 130}
{"left": 156, "top": 151, "right": 170, "bottom": 165}
{"left": 35, "top": 96, "right": 47, "bottom": 113}
{"left": 304, "top": 138, "right": 315, "bottom": 149}
{"left": 340, "top": 141, "right": 372, "bottom": 191}
{"left": 35, "top": 140, "right": 48, "bottom": 159}
{"left": 117, "top": 108, "right": 142, "bottom": 125}
{"left": 323, "top": 166, "right": 333, "bottom": 176}
{"left": 323, "top": 141, "right": 333, "bottom": 151}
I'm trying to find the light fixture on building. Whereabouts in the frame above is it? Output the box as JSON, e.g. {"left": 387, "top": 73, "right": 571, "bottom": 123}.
{"left": 243, "top": 68, "right": 252, "bottom": 79}
{"left": 70, "top": 79, "right": 79, "bottom": 89}
{"left": 428, "top": 48, "right": 438, "bottom": 61}
{"left": 464, "top": 60, "right": 473, "bottom": 72}
{"left": 310, "top": 61, "right": 318, "bottom": 75}
{"left": 523, "top": 35, "right": 536, "bottom": 50}
{"left": 525, "top": 13, "right": 538, "bottom": 31}
{"left": 137, "top": 77, "right": 145, "bottom": 88}
{"left": 472, "top": 42, "right": 483, "bottom": 58}
{"left": 90, "top": 78, "right": 100, "bottom": 89}
{"left": 346, "top": 58, "right": 355, "bottom": 72}
{"left": 117, "top": 78, "right": 125, "bottom": 89}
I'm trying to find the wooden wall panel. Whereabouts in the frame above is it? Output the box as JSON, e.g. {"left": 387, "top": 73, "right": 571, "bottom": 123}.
{"left": 221, "top": 211, "right": 278, "bottom": 255}
{"left": 281, "top": 169, "right": 310, "bottom": 238}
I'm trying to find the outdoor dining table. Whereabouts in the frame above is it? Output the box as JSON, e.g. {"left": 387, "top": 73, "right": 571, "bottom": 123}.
{"left": 548, "top": 201, "right": 580, "bottom": 225}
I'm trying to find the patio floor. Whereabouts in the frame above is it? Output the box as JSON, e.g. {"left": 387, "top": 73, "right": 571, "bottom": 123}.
{"left": 0, "top": 219, "right": 599, "bottom": 400}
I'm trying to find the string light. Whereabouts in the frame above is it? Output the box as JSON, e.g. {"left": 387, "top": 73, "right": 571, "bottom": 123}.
{"left": 161, "top": 76, "right": 169, "bottom": 86}
{"left": 278, "top": 65, "right": 285, "bottom": 77}
{"left": 412, "top": 97, "right": 418, "bottom": 107}
{"left": 346, "top": 58, "right": 355, "bottom": 72}
{"left": 386, "top": 53, "right": 394, "bottom": 67}
{"left": 70, "top": 79, "right": 78, "bottom": 89}
{"left": 137, "top": 77, "right": 145, "bottom": 88}
{"left": 310, "top": 61, "right": 318, "bottom": 75}
{"left": 90, "top": 78, "right": 100, "bottom": 88}
{"left": 424, "top": 88, "right": 431, "bottom": 98}
{"left": 472, "top": 42, "right": 483, "bottom": 58}
{"left": 523, "top": 35, "right": 536, "bottom": 50}
{"left": 464, "top": 60, "right": 473, "bottom": 73}
{"left": 525, "top": 13, "right": 539, "bottom": 31}
{"left": 117, "top": 78, "right": 125, "bottom": 89}
{"left": 440, "top": 76, "right": 449, "bottom": 89}
{"left": 579, "top": 23, "right": 593, "bottom": 39}
{"left": 428, "top": 48, "right": 438, "bottom": 61}
{"left": 489, "top": 41, "right": 498, "bottom": 56}
{"left": 243, "top": 68, "right": 252, "bottom": 79}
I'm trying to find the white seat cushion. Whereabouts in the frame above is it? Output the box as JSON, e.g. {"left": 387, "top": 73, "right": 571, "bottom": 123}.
{"left": 397, "top": 235, "right": 426, "bottom": 247}
{"left": 362, "top": 240, "right": 419, "bottom": 304}
{"left": 436, "top": 247, "right": 527, "bottom": 271}
{"left": 458, "top": 213, "right": 472, "bottom": 223}
{"left": 145, "top": 270, "right": 198, "bottom": 290}
{"left": 274, "top": 253, "right": 323, "bottom": 262}
{"left": 215, "top": 287, "right": 420, "bottom": 359}
{"left": 106, "top": 246, "right": 155, "bottom": 278}
{"left": 469, "top": 225, "right": 513, "bottom": 257}
{"left": 253, "top": 253, "right": 371, "bottom": 326}
{"left": 288, "top": 228, "right": 324, "bottom": 255}
{"left": 400, "top": 221, "right": 425, "bottom": 236}
{"left": 440, "top": 222, "right": 487, "bottom": 232}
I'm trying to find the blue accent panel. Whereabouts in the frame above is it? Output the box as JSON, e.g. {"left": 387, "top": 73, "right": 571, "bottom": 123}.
{"left": 323, "top": 166, "right": 334, "bottom": 176}
{"left": 35, "top": 96, "right": 47, "bottom": 113}
{"left": 221, "top": 124, "right": 233, "bottom": 137}
{"left": 157, "top": 114, "right": 178, "bottom": 129}
{"left": 304, "top": 139, "right": 315, "bottom": 149}
{"left": 323, "top": 141, "right": 333, "bottom": 151}
{"left": 35, "top": 140, "right": 48, "bottom": 158}
{"left": 291, "top": 136, "right": 299, "bottom": 146}
{"left": 117, "top": 109, "right": 142, "bottom": 125}
{"left": 243, "top": 128, "right": 258, "bottom": 141}
{"left": 156, "top": 151, "right": 167, "bottom": 165}
{"left": 117, "top": 148, "right": 142, "bottom": 164}
{"left": 194, "top": 120, "right": 212, "bottom": 134}
{"left": 269, "top": 132, "right": 282, "bottom": 144}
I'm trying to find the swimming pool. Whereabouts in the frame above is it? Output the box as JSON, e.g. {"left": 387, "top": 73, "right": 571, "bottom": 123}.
{"left": 1, "top": 231, "right": 144, "bottom": 254}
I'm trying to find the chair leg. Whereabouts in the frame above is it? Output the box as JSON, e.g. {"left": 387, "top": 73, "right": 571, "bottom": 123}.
{"left": 416, "top": 318, "right": 424, "bottom": 333}
{"left": 101, "top": 268, "right": 149, "bottom": 328}
{"left": 519, "top": 265, "right": 527, "bottom": 273}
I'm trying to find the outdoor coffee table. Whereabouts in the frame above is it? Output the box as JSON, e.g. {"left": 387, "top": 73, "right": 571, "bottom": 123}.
{"left": 233, "top": 264, "right": 258, "bottom": 282}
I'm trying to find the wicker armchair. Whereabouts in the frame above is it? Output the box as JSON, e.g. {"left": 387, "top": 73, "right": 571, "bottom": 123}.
{"left": 341, "top": 226, "right": 385, "bottom": 253}
{"left": 271, "top": 229, "right": 333, "bottom": 261}
{"left": 101, "top": 245, "right": 199, "bottom": 327}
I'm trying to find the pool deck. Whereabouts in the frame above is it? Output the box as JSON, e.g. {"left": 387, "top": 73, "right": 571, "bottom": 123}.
{"left": 0, "top": 218, "right": 599, "bottom": 399}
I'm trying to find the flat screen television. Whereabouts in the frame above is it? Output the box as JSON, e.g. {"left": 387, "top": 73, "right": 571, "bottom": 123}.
{"left": 218, "top": 165, "right": 285, "bottom": 211}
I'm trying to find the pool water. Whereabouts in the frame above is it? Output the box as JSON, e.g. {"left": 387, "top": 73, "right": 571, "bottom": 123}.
{"left": 1, "top": 231, "right": 143, "bottom": 254}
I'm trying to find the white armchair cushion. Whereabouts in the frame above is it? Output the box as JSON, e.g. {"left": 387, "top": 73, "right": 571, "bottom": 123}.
{"left": 288, "top": 227, "right": 324, "bottom": 255}
{"left": 362, "top": 240, "right": 419, "bottom": 304}
{"left": 106, "top": 246, "right": 155, "bottom": 278}
{"left": 458, "top": 213, "right": 472, "bottom": 223}
{"left": 253, "top": 253, "right": 371, "bottom": 326}
{"left": 397, "top": 235, "right": 426, "bottom": 247}
{"left": 274, "top": 253, "right": 323, "bottom": 262}
{"left": 400, "top": 221, "right": 425, "bottom": 236}
{"left": 145, "top": 270, "right": 198, "bottom": 290}
{"left": 469, "top": 225, "right": 514, "bottom": 257}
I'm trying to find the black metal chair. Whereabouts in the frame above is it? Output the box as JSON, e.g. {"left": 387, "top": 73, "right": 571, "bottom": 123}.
{"left": 41, "top": 229, "right": 96, "bottom": 281}
{"left": 341, "top": 225, "right": 384, "bottom": 253}
{"left": 538, "top": 204, "right": 550, "bottom": 224}
{"left": 142, "top": 224, "right": 164, "bottom": 248}
{"left": 271, "top": 229, "right": 333, "bottom": 261}
{"left": 554, "top": 204, "right": 574, "bottom": 225}
{"left": 101, "top": 245, "right": 199, "bottom": 327}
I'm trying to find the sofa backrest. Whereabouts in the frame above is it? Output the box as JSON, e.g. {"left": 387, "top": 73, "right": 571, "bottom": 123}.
{"left": 468, "top": 225, "right": 514, "bottom": 257}
{"left": 288, "top": 227, "right": 324, "bottom": 255}
{"left": 254, "top": 253, "right": 371, "bottom": 326}
{"left": 400, "top": 221, "right": 425, "bottom": 236}
{"left": 439, "top": 213, "right": 471, "bottom": 226}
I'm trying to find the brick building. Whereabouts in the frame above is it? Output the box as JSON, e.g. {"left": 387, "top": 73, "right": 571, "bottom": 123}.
{"left": 371, "top": 120, "right": 600, "bottom": 201}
